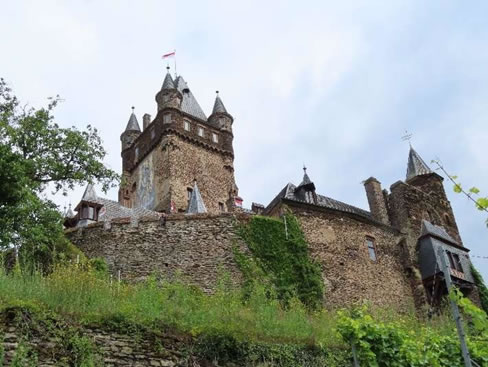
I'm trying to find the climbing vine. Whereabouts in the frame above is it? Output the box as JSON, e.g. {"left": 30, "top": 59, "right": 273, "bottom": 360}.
{"left": 236, "top": 213, "right": 324, "bottom": 310}
{"left": 471, "top": 264, "right": 488, "bottom": 314}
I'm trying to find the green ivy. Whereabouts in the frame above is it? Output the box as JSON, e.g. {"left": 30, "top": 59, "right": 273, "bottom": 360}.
{"left": 471, "top": 264, "right": 488, "bottom": 314}
{"left": 236, "top": 214, "right": 324, "bottom": 310}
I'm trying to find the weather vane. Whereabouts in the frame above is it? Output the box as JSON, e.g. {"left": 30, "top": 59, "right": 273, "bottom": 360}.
{"left": 401, "top": 130, "right": 413, "bottom": 146}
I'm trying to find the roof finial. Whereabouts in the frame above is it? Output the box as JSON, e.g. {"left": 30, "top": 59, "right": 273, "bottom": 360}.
{"left": 216, "top": 90, "right": 219, "bottom": 94}
{"left": 131, "top": 106, "right": 135, "bottom": 113}
{"left": 166, "top": 65, "right": 170, "bottom": 72}
{"left": 303, "top": 164, "right": 307, "bottom": 173}
{"left": 401, "top": 130, "right": 413, "bottom": 147}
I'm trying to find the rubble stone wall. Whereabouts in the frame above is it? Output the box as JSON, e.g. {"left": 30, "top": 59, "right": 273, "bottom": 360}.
{"left": 288, "top": 204, "right": 415, "bottom": 311}
{"left": 66, "top": 213, "right": 250, "bottom": 292}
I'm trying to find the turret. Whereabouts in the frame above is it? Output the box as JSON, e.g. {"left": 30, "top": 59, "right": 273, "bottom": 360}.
{"left": 120, "top": 107, "right": 141, "bottom": 151}
{"left": 294, "top": 166, "right": 317, "bottom": 204}
{"left": 155, "top": 68, "right": 182, "bottom": 111}
{"left": 208, "top": 91, "right": 233, "bottom": 132}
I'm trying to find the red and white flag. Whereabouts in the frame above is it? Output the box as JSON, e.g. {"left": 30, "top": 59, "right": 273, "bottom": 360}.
{"left": 162, "top": 51, "right": 176, "bottom": 59}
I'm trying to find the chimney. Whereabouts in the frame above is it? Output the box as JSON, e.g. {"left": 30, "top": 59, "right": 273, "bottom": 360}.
{"left": 143, "top": 114, "right": 151, "bottom": 130}
{"left": 364, "top": 177, "right": 390, "bottom": 225}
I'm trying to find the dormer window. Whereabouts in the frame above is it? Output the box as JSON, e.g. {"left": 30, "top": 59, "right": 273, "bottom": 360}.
{"left": 151, "top": 129, "right": 156, "bottom": 139}
{"left": 212, "top": 133, "right": 218, "bottom": 143}
{"left": 184, "top": 120, "right": 191, "bottom": 131}
{"left": 163, "top": 114, "right": 171, "bottom": 124}
{"left": 447, "top": 250, "right": 463, "bottom": 273}
{"left": 79, "top": 203, "right": 101, "bottom": 221}
{"left": 198, "top": 126, "right": 204, "bottom": 137}
{"left": 135, "top": 147, "right": 139, "bottom": 160}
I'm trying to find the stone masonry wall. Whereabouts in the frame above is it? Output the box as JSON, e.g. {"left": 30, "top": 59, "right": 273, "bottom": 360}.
{"left": 289, "top": 204, "right": 415, "bottom": 311}
{"left": 67, "top": 213, "right": 250, "bottom": 292}
{"left": 1, "top": 322, "right": 192, "bottom": 366}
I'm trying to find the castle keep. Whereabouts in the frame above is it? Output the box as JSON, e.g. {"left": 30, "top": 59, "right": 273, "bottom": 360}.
{"left": 65, "top": 70, "right": 480, "bottom": 310}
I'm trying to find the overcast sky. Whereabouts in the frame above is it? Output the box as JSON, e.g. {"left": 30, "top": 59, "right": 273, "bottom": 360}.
{"left": 1, "top": 0, "right": 487, "bottom": 279}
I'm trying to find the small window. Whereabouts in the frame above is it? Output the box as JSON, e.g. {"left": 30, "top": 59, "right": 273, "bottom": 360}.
{"left": 218, "top": 202, "right": 225, "bottom": 212}
{"left": 187, "top": 187, "right": 193, "bottom": 201}
{"left": 163, "top": 114, "right": 171, "bottom": 124}
{"left": 135, "top": 147, "right": 139, "bottom": 159}
{"left": 444, "top": 214, "right": 452, "bottom": 226}
{"left": 131, "top": 182, "right": 137, "bottom": 193}
{"left": 198, "top": 126, "right": 204, "bottom": 137}
{"left": 366, "top": 237, "right": 377, "bottom": 261}
{"left": 212, "top": 133, "right": 219, "bottom": 143}
{"left": 151, "top": 129, "right": 156, "bottom": 139}
{"left": 184, "top": 120, "right": 191, "bottom": 131}
{"left": 447, "top": 251, "right": 463, "bottom": 273}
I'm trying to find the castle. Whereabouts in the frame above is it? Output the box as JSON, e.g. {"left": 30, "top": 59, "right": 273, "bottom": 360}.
{"left": 65, "top": 69, "right": 480, "bottom": 311}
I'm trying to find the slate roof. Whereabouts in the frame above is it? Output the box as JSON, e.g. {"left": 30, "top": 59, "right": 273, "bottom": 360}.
{"left": 162, "top": 72, "right": 176, "bottom": 90}
{"left": 125, "top": 112, "right": 141, "bottom": 132}
{"left": 406, "top": 147, "right": 432, "bottom": 181}
{"left": 420, "top": 220, "right": 459, "bottom": 246}
{"left": 175, "top": 76, "right": 207, "bottom": 121}
{"left": 212, "top": 94, "right": 228, "bottom": 114}
{"left": 74, "top": 184, "right": 159, "bottom": 223}
{"left": 82, "top": 184, "right": 98, "bottom": 202}
{"left": 187, "top": 181, "right": 207, "bottom": 214}
{"left": 265, "top": 182, "right": 372, "bottom": 219}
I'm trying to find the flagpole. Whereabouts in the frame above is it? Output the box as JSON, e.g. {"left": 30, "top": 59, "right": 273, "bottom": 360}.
{"left": 174, "top": 49, "right": 177, "bottom": 77}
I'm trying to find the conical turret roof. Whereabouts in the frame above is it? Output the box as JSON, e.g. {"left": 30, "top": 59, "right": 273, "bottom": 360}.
{"left": 162, "top": 71, "right": 176, "bottom": 90}
{"left": 297, "top": 166, "right": 315, "bottom": 189}
{"left": 406, "top": 146, "right": 433, "bottom": 181}
{"left": 66, "top": 203, "right": 75, "bottom": 218}
{"left": 187, "top": 181, "right": 207, "bottom": 214}
{"left": 212, "top": 93, "right": 228, "bottom": 114}
{"left": 125, "top": 108, "right": 141, "bottom": 132}
{"left": 82, "top": 183, "right": 98, "bottom": 202}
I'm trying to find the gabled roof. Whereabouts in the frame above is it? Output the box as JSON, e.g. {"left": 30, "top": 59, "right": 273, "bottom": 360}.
{"left": 174, "top": 76, "right": 207, "bottom": 121}
{"left": 187, "top": 181, "right": 207, "bottom": 214}
{"left": 74, "top": 183, "right": 160, "bottom": 223}
{"left": 420, "top": 220, "right": 459, "bottom": 246}
{"left": 125, "top": 111, "right": 141, "bottom": 132}
{"left": 212, "top": 93, "right": 228, "bottom": 114}
{"left": 265, "top": 182, "right": 371, "bottom": 219}
{"left": 406, "top": 147, "right": 432, "bottom": 181}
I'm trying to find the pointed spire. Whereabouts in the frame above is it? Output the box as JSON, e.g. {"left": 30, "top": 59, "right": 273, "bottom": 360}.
{"left": 187, "top": 180, "right": 207, "bottom": 214}
{"left": 82, "top": 183, "right": 98, "bottom": 202}
{"left": 162, "top": 67, "right": 176, "bottom": 90}
{"left": 299, "top": 165, "right": 313, "bottom": 187}
{"left": 212, "top": 91, "right": 228, "bottom": 114}
{"left": 125, "top": 106, "right": 141, "bottom": 132}
{"left": 406, "top": 146, "right": 433, "bottom": 181}
{"left": 66, "top": 203, "right": 75, "bottom": 218}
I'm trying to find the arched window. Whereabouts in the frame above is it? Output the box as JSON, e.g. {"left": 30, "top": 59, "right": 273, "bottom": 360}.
{"left": 444, "top": 214, "right": 452, "bottom": 226}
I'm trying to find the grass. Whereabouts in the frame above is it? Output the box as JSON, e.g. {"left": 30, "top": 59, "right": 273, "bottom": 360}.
{"left": 0, "top": 263, "right": 459, "bottom": 359}
{"left": 0, "top": 264, "right": 343, "bottom": 348}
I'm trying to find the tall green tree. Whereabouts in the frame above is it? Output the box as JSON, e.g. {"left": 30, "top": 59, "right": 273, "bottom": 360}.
{"left": 0, "top": 78, "right": 118, "bottom": 268}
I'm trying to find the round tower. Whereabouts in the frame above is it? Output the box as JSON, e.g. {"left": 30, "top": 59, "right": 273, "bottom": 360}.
{"left": 155, "top": 68, "right": 182, "bottom": 111}
{"left": 208, "top": 91, "right": 233, "bottom": 133}
{"left": 120, "top": 107, "right": 141, "bottom": 151}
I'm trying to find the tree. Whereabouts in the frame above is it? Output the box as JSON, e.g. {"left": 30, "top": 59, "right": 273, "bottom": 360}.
{"left": 0, "top": 78, "right": 118, "bottom": 269}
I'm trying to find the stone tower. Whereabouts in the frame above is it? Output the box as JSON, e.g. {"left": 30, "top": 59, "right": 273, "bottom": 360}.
{"left": 118, "top": 70, "right": 239, "bottom": 214}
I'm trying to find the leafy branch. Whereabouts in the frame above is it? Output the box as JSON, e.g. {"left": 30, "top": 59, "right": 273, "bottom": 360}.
{"left": 431, "top": 159, "right": 488, "bottom": 226}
